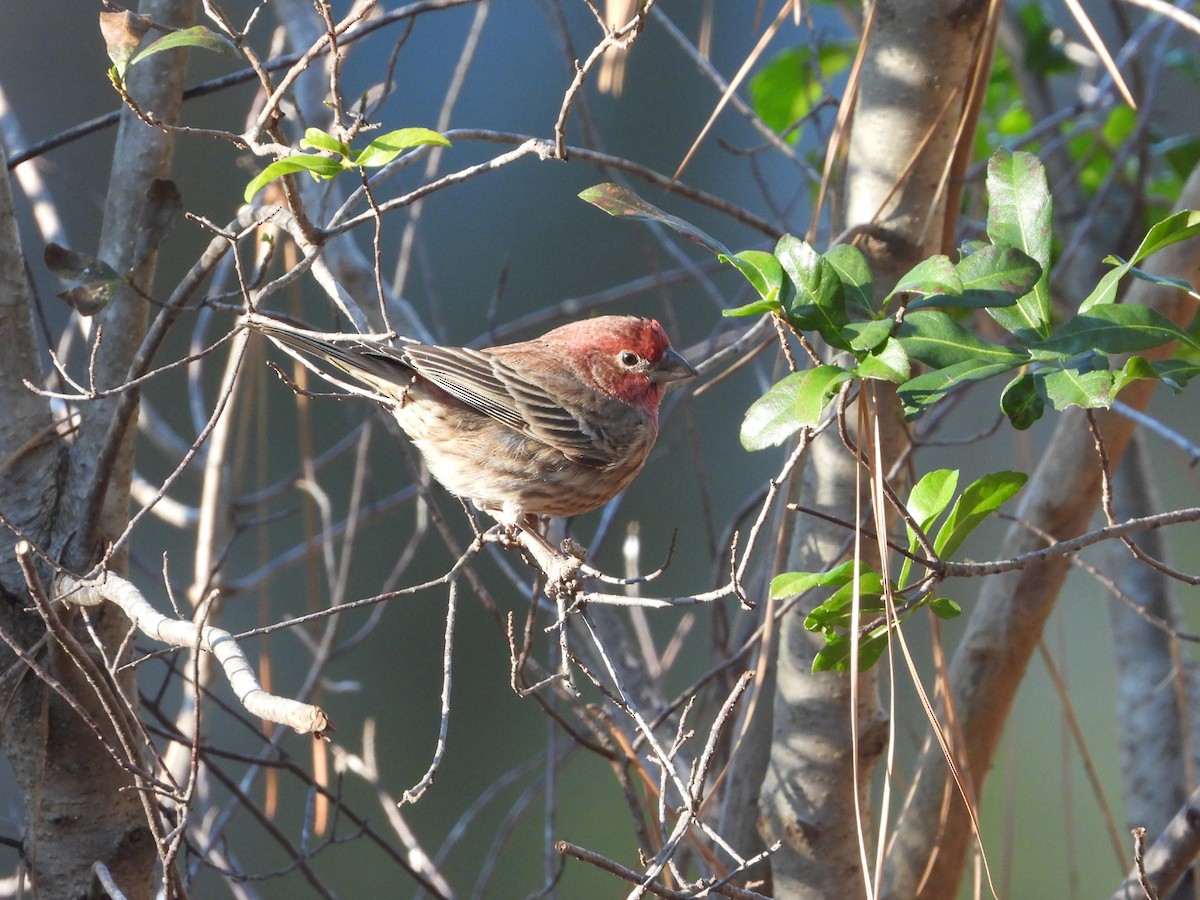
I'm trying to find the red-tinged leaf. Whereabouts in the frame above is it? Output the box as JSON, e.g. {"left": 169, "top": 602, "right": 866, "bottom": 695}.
{"left": 99, "top": 10, "right": 151, "bottom": 77}
{"left": 580, "top": 183, "right": 733, "bottom": 257}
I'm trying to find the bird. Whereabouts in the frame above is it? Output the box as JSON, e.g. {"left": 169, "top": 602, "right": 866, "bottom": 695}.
{"left": 249, "top": 315, "right": 696, "bottom": 524}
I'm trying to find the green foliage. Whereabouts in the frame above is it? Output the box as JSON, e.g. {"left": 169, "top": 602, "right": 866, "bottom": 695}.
{"left": 132, "top": 25, "right": 238, "bottom": 67}
{"left": 975, "top": 5, "right": 1074, "bottom": 156}
{"left": 583, "top": 148, "right": 1200, "bottom": 437}
{"left": 765, "top": 469, "right": 1022, "bottom": 672}
{"left": 984, "top": 149, "right": 1052, "bottom": 340}
{"left": 1080, "top": 209, "right": 1200, "bottom": 310}
{"left": 982, "top": 4, "right": 1196, "bottom": 229}
{"left": 582, "top": 146, "right": 1198, "bottom": 672}
{"left": 932, "top": 470, "right": 1027, "bottom": 558}
{"left": 97, "top": 15, "right": 449, "bottom": 206}
{"left": 101, "top": 12, "right": 236, "bottom": 85}
{"left": 1014, "top": 3, "right": 1074, "bottom": 76}
{"left": 749, "top": 44, "right": 855, "bottom": 142}
{"left": 740, "top": 367, "right": 853, "bottom": 450}
{"left": 244, "top": 127, "right": 451, "bottom": 202}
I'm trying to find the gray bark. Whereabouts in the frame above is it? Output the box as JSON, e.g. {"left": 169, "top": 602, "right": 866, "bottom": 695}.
{"left": 760, "top": 1, "right": 994, "bottom": 894}
{"left": 1105, "top": 436, "right": 1197, "bottom": 900}
{"left": 0, "top": 0, "right": 196, "bottom": 895}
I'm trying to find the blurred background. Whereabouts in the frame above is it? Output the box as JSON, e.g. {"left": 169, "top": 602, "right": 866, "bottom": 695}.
{"left": 2, "top": 1, "right": 1199, "bottom": 897}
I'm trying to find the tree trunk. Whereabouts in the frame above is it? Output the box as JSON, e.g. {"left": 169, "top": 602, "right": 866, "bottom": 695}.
{"left": 760, "top": 0, "right": 998, "bottom": 894}
{"left": 0, "top": 0, "right": 195, "bottom": 894}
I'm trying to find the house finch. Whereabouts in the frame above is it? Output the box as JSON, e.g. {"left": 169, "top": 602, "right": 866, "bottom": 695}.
{"left": 250, "top": 316, "right": 695, "bottom": 522}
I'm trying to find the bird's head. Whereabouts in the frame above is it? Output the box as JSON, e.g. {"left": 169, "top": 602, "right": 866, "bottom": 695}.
{"left": 551, "top": 316, "right": 696, "bottom": 416}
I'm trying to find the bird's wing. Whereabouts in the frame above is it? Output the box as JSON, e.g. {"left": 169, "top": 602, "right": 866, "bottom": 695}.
{"left": 254, "top": 324, "right": 416, "bottom": 398}
{"left": 403, "top": 345, "right": 614, "bottom": 466}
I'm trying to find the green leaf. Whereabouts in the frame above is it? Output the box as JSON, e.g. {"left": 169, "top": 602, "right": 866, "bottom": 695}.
{"left": 906, "top": 469, "right": 960, "bottom": 536}
{"left": 776, "top": 235, "right": 850, "bottom": 349}
{"left": 843, "top": 318, "right": 893, "bottom": 353}
{"left": 1103, "top": 105, "right": 1137, "bottom": 147}
{"left": 351, "top": 127, "right": 450, "bottom": 168}
{"left": 812, "top": 631, "right": 890, "bottom": 672}
{"left": 1081, "top": 209, "right": 1200, "bottom": 311}
{"left": 1080, "top": 265, "right": 1126, "bottom": 310}
{"left": 892, "top": 255, "right": 961, "bottom": 300}
{"left": 1000, "top": 372, "right": 1045, "bottom": 429}
{"left": 803, "top": 570, "right": 886, "bottom": 632}
{"left": 1033, "top": 304, "right": 1200, "bottom": 355}
{"left": 823, "top": 243, "right": 875, "bottom": 315}
{"left": 1129, "top": 209, "right": 1200, "bottom": 265}
{"left": 740, "top": 366, "right": 853, "bottom": 450}
{"left": 749, "top": 44, "right": 854, "bottom": 141}
{"left": 1039, "top": 363, "right": 1115, "bottom": 411}
{"left": 929, "top": 597, "right": 962, "bottom": 619}
{"left": 130, "top": 24, "right": 237, "bottom": 67}
{"left": 933, "top": 470, "right": 1027, "bottom": 558}
{"left": 580, "top": 183, "right": 734, "bottom": 257}
{"left": 1109, "top": 355, "right": 1200, "bottom": 394}
{"left": 718, "top": 253, "right": 787, "bottom": 299}
{"left": 1111, "top": 355, "right": 1159, "bottom": 394}
{"left": 769, "top": 561, "right": 858, "bottom": 599}
{"left": 898, "top": 310, "right": 1030, "bottom": 369}
{"left": 1162, "top": 136, "right": 1200, "bottom": 181}
{"left": 906, "top": 244, "right": 1041, "bottom": 311}
{"left": 244, "top": 155, "right": 346, "bottom": 202}
{"left": 897, "top": 468, "right": 958, "bottom": 587}
{"left": 729, "top": 250, "right": 785, "bottom": 303}
{"left": 722, "top": 297, "right": 780, "bottom": 318}
{"left": 795, "top": 564, "right": 897, "bottom": 673}
{"left": 900, "top": 357, "right": 1026, "bottom": 419}
{"left": 1017, "top": 3, "right": 1075, "bottom": 74}
{"left": 1123, "top": 263, "right": 1200, "bottom": 299}
{"left": 1149, "top": 359, "right": 1200, "bottom": 391}
{"left": 300, "top": 128, "right": 350, "bottom": 158}
{"left": 985, "top": 148, "right": 1053, "bottom": 340}
{"left": 854, "top": 337, "right": 910, "bottom": 383}
{"left": 902, "top": 472, "right": 955, "bottom": 592}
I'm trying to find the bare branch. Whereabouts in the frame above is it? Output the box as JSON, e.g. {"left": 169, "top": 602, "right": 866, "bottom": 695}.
{"left": 58, "top": 566, "right": 331, "bottom": 737}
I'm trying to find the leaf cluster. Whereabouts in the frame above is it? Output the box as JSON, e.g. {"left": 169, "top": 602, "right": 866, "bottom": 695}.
{"left": 101, "top": 13, "right": 238, "bottom": 87}
{"left": 243, "top": 127, "right": 451, "bottom": 202}
{"left": 98, "top": 12, "right": 450, "bottom": 205}
{"left": 582, "top": 149, "right": 1200, "bottom": 450}
{"left": 582, "top": 148, "right": 1199, "bottom": 673}
{"left": 769, "top": 469, "right": 1026, "bottom": 671}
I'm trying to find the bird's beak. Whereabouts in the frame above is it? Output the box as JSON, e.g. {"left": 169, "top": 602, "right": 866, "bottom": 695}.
{"left": 655, "top": 347, "right": 697, "bottom": 384}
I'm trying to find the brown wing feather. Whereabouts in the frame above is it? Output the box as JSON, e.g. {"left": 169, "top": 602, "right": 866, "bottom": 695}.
{"left": 402, "top": 345, "right": 615, "bottom": 466}
{"left": 254, "top": 324, "right": 620, "bottom": 468}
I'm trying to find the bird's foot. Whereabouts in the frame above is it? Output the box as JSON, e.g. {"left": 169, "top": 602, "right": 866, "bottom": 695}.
{"left": 542, "top": 542, "right": 585, "bottom": 603}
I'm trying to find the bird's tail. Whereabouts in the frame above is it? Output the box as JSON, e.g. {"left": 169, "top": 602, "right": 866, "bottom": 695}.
{"left": 247, "top": 321, "right": 414, "bottom": 400}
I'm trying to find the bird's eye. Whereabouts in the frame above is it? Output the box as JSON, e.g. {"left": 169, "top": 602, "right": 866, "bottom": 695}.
{"left": 619, "top": 350, "right": 642, "bottom": 368}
